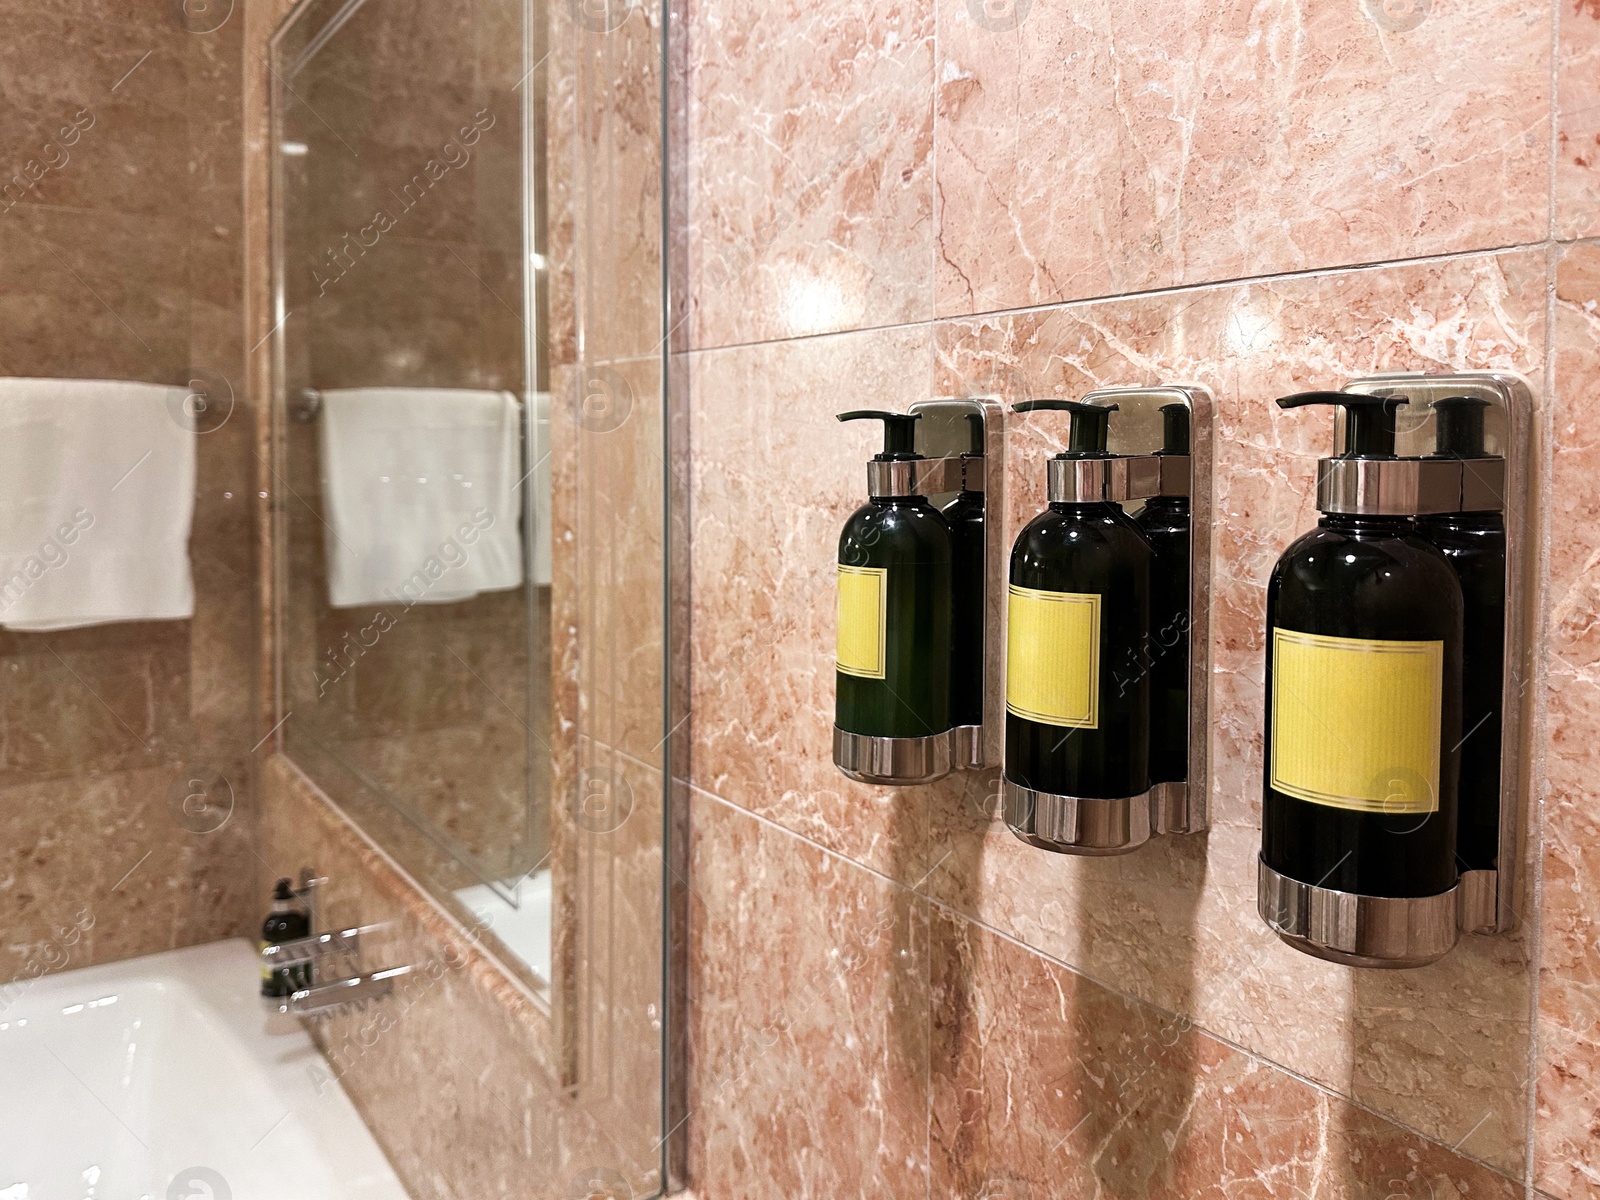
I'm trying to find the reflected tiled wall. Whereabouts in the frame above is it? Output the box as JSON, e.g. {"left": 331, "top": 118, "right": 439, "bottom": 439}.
{"left": 0, "top": 2, "right": 257, "bottom": 982}
{"left": 681, "top": 1, "right": 1600, "bottom": 1197}
{"left": 247, "top": 0, "right": 672, "bottom": 1195}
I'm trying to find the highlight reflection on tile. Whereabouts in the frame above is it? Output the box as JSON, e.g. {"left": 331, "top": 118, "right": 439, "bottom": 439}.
{"left": 686, "top": 0, "right": 935, "bottom": 347}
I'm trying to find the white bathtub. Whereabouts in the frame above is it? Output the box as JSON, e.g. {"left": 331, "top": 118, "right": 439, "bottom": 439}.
{"left": 0, "top": 938, "right": 409, "bottom": 1200}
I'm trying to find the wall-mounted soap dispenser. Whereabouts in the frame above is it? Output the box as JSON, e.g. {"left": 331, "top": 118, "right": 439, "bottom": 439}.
{"left": 832, "top": 400, "right": 1006, "bottom": 786}
{"left": 1003, "top": 386, "right": 1212, "bottom": 854}
{"left": 834, "top": 410, "right": 955, "bottom": 783}
{"left": 1258, "top": 373, "right": 1531, "bottom": 968}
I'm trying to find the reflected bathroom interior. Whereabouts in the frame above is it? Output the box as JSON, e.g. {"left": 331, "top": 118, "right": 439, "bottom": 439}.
{"left": 1, "top": 0, "right": 676, "bottom": 1195}
{"left": 275, "top": 0, "right": 556, "bottom": 988}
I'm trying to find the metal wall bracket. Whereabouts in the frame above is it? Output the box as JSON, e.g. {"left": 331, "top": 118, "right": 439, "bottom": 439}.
{"left": 830, "top": 397, "right": 1005, "bottom": 786}
{"left": 1340, "top": 372, "right": 1532, "bottom": 939}
{"left": 909, "top": 398, "right": 1007, "bottom": 773}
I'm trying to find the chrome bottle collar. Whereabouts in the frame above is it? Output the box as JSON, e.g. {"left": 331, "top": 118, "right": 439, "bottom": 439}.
{"left": 1257, "top": 857, "right": 1458, "bottom": 968}
{"left": 832, "top": 727, "right": 955, "bottom": 786}
{"left": 1314, "top": 456, "right": 1506, "bottom": 517}
{"left": 1045, "top": 454, "right": 1190, "bottom": 504}
{"left": 865, "top": 456, "right": 966, "bottom": 499}
{"left": 1003, "top": 779, "right": 1154, "bottom": 855}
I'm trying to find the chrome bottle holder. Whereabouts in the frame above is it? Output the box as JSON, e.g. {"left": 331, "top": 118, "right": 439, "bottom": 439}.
{"left": 1257, "top": 372, "right": 1532, "bottom": 968}
{"left": 1003, "top": 384, "right": 1214, "bottom": 854}
{"left": 832, "top": 398, "right": 1006, "bottom": 786}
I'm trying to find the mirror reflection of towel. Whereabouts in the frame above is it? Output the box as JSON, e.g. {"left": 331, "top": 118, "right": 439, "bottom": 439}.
{"left": 0, "top": 378, "right": 195, "bottom": 631}
{"left": 318, "top": 388, "right": 524, "bottom": 609}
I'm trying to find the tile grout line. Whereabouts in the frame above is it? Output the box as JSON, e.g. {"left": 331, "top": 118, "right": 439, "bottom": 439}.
{"left": 1520, "top": 244, "right": 1562, "bottom": 1200}
{"left": 677, "top": 237, "right": 1564, "bottom": 359}
{"left": 1523, "top": 0, "right": 1563, "bottom": 1173}
{"left": 687, "top": 783, "right": 1525, "bottom": 1184}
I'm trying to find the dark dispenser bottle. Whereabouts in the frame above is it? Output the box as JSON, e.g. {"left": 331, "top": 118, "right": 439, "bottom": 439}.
{"left": 833, "top": 410, "right": 956, "bottom": 784}
{"left": 943, "top": 413, "right": 986, "bottom": 734}
{"left": 1004, "top": 400, "right": 1155, "bottom": 853}
{"left": 1259, "top": 391, "right": 1466, "bottom": 968}
{"left": 1135, "top": 402, "right": 1191, "bottom": 788}
{"left": 260, "top": 877, "right": 311, "bottom": 998}
{"left": 1416, "top": 396, "right": 1505, "bottom": 880}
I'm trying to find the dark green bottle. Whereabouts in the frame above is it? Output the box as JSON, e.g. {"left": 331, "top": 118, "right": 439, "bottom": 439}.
{"left": 1005, "top": 400, "right": 1153, "bottom": 800}
{"left": 835, "top": 410, "right": 954, "bottom": 741}
{"left": 1262, "top": 393, "right": 1465, "bottom": 899}
{"left": 260, "top": 877, "right": 311, "bottom": 997}
{"left": 1135, "top": 402, "right": 1191, "bottom": 787}
{"left": 1416, "top": 396, "right": 1505, "bottom": 874}
{"left": 943, "top": 413, "right": 986, "bottom": 730}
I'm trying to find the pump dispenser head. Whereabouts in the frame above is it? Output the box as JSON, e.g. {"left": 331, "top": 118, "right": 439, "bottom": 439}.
{"left": 837, "top": 410, "right": 923, "bottom": 461}
{"left": 1013, "top": 399, "right": 1118, "bottom": 459}
{"left": 1277, "top": 390, "right": 1408, "bottom": 459}
{"left": 963, "top": 412, "right": 985, "bottom": 455}
{"left": 1158, "top": 402, "right": 1191, "bottom": 455}
{"left": 1430, "top": 395, "right": 1491, "bottom": 459}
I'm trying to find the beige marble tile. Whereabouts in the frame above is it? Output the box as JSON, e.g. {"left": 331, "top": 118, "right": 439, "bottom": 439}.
{"left": 686, "top": 0, "right": 935, "bottom": 347}
{"left": 927, "top": 248, "right": 1547, "bottom": 1170}
{"left": 1537, "top": 239, "right": 1600, "bottom": 1200}
{"left": 687, "top": 790, "right": 929, "bottom": 1200}
{"left": 0, "top": 10, "right": 189, "bottom": 219}
{"left": 575, "top": 355, "right": 667, "bottom": 765}
{"left": 930, "top": 906, "right": 1525, "bottom": 1200}
{"left": 688, "top": 322, "right": 958, "bottom": 884}
{"left": 545, "top": 0, "right": 579, "bottom": 369}
{"left": 573, "top": 0, "right": 665, "bottom": 363}
{"left": 0, "top": 203, "right": 190, "bottom": 382}
{"left": 0, "top": 765, "right": 256, "bottom": 985}
{"left": 1558, "top": 1, "right": 1600, "bottom": 240}
{"left": 573, "top": 745, "right": 666, "bottom": 1180}
{"left": 934, "top": 0, "right": 1551, "bottom": 318}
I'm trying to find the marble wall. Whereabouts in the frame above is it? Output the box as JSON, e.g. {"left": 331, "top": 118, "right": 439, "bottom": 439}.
{"left": 0, "top": 0, "right": 258, "bottom": 985}
{"left": 680, "top": 1, "right": 1600, "bottom": 1197}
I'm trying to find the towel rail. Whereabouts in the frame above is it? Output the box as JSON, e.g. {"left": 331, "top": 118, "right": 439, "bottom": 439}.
{"left": 291, "top": 387, "right": 323, "bottom": 423}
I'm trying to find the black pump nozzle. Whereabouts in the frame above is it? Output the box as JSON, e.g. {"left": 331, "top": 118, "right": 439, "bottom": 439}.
{"left": 964, "top": 412, "right": 985, "bottom": 455}
{"left": 1013, "top": 399, "right": 1118, "bottom": 458}
{"left": 837, "top": 409, "right": 923, "bottom": 461}
{"left": 1430, "top": 395, "right": 1491, "bottom": 459}
{"left": 1158, "top": 402, "right": 1190, "bottom": 455}
{"left": 1276, "top": 390, "right": 1408, "bottom": 459}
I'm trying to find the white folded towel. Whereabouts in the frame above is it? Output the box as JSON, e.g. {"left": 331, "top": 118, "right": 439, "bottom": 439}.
{"left": 0, "top": 378, "right": 196, "bottom": 631}
{"left": 318, "top": 387, "right": 524, "bottom": 609}
{"left": 528, "top": 391, "right": 551, "bottom": 588}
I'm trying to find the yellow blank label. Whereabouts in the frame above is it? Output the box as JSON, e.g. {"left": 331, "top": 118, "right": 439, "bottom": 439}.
{"left": 1270, "top": 628, "right": 1443, "bottom": 814}
{"left": 1006, "top": 586, "right": 1100, "bottom": 729}
{"left": 837, "top": 564, "right": 887, "bottom": 679}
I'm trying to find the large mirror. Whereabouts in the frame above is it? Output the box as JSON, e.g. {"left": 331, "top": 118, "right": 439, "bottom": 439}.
{"left": 271, "top": 0, "right": 674, "bottom": 1187}
{"left": 273, "top": 0, "right": 556, "bottom": 989}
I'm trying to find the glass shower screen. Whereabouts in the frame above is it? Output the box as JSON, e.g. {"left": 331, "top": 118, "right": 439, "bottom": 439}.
{"left": 269, "top": 0, "right": 673, "bottom": 1190}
